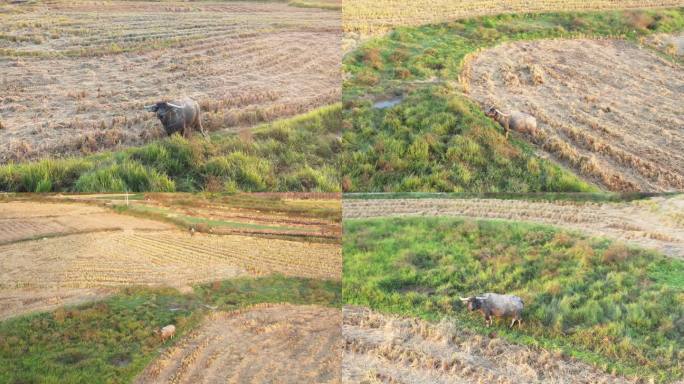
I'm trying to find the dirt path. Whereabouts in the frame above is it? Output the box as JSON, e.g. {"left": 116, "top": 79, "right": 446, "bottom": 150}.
{"left": 343, "top": 306, "right": 636, "bottom": 384}
{"left": 464, "top": 38, "right": 684, "bottom": 192}
{"left": 0, "top": 1, "right": 340, "bottom": 162}
{"left": 0, "top": 201, "right": 173, "bottom": 244}
{"left": 136, "top": 304, "right": 342, "bottom": 384}
{"left": 343, "top": 196, "right": 684, "bottom": 258}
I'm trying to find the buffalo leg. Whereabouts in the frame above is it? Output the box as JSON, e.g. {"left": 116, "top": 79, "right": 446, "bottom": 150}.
{"left": 197, "top": 114, "right": 208, "bottom": 139}
{"left": 199, "top": 120, "right": 208, "bottom": 139}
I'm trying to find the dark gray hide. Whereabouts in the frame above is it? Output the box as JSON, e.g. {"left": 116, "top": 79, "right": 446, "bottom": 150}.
{"left": 460, "top": 293, "right": 524, "bottom": 328}
{"left": 144, "top": 98, "right": 208, "bottom": 138}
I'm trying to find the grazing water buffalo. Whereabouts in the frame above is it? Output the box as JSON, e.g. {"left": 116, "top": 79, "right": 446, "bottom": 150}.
{"left": 144, "top": 98, "right": 208, "bottom": 138}
{"left": 485, "top": 106, "right": 537, "bottom": 139}
{"left": 460, "top": 293, "right": 524, "bottom": 328}
{"left": 157, "top": 324, "right": 176, "bottom": 342}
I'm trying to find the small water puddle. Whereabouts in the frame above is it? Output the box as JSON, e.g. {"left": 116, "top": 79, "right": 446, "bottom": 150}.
{"left": 373, "top": 96, "right": 404, "bottom": 109}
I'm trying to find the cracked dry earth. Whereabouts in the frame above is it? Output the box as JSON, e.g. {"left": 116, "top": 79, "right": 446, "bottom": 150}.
{"left": 343, "top": 195, "right": 684, "bottom": 258}
{"left": 0, "top": 201, "right": 341, "bottom": 320}
{"left": 136, "top": 304, "right": 342, "bottom": 384}
{"left": 465, "top": 38, "right": 684, "bottom": 192}
{"left": 343, "top": 306, "right": 636, "bottom": 384}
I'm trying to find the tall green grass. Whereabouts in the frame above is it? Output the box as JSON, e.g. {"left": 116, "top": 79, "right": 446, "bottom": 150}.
{"left": 0, "top": 104, "right": 341, "bottom": 193}
{"left": 0, "top": 275, "right": 341, "bottom": 384}
{"left": 343, "top": 88, "right": 595, "bottom": 192}
{"left": 343, "top": 217, "right": 684, "bottom": 382}
{"left": 342, "top": 8, "right": 684, "bottom": 192}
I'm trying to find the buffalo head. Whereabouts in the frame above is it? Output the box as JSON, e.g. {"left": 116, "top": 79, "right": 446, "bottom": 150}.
{"left": 460, "top": 296, "right": 485, "bottom": 311}
{"left": 144, "top": 102, "right": 183, "bottom": 119}
{"left": 485, "top": 106, "right": 498, "bottom": 117}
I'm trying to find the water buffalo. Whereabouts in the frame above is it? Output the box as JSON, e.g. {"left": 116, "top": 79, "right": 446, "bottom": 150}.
{"left": 485, "top": 106, "right": 537, "bottom": 139}
{"left": 157, "top": 324, "right": 176, "bottom": 342}
{"left": 460, "top": 293, "right": 524, "bottom": 328}
{"left": 144, "top": 98, "right": 208, "bottom": 138}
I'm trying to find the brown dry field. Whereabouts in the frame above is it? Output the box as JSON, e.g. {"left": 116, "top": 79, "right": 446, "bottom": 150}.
{"left": 0, "top": 200, "right": 173, "bottom": 244}
{"left": 0, "top": 200, "right": 341, "bottom": 319}
{"left": 343, "top": 306, "right": 636, "bottom": 384}
{"left": 342, "top": 195, "right": 684, "bottom": 258}
{"left": 136, "top": 304, "right": 342, "bottom": 384}
{"left": 81, "top": 193, "right": 342, "bottom": 240}
{"left": 342, "top": 0, "right": 684, "bottom": 39}
{"left": 0, "top": 0, "right": 341, "bottom": 163}
{"left": 464, "top": 38, "right": 684, "bottom": 192}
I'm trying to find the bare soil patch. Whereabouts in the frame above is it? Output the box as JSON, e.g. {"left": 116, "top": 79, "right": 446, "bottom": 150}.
{"left": 0, "top": 0, "right": 340, "bottom": 162}
{"left": 136, "top": 304, "right": 342, "bottom": 384}
{"left": 343, "top": 195, "right": 684, "bottom": 258}
{"left": 343, "top": 306, "right": 636, "bottom": 384}
{"left": 465, "top": 38, "right": 684, "bottom": 192}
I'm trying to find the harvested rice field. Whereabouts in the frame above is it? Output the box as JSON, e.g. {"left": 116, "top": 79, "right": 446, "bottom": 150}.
{"left": 0, "top": 194, "right": 342, "bottom": 320}
{"left": 465, "top": 38, "right": 684, "bottom": 192}
{"left": 136, "top": 304, "right": 342, "bottom": 384}
{"left": 0, "top": 0, "right": 341, "bottom": 162}
{"left": 343, "top": 306, "right": 636, "bottom": 384}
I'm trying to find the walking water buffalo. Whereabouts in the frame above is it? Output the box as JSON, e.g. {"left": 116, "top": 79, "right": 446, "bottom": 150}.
{"left": 144, "top": 97, "right": 208, "bottom": 138}
{"left": 460, "top": 293, "right": 524, "bottom": 328}
{"left": 156, "top": 324, "right": 176, "bottom": 342}
{"left": 485, "top": 106, "right": 538, "bottom": 139}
